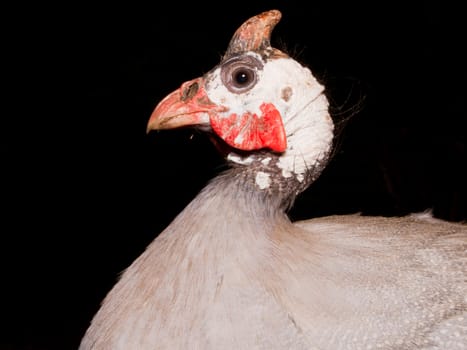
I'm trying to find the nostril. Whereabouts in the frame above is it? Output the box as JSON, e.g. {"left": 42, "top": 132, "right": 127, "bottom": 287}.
{"left": 181, "top": 82, "right": 199, "bottom": 102}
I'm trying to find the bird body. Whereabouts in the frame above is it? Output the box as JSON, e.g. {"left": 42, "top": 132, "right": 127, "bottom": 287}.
{"left": 80, "top": 10, "right": 467, "bottom": 349}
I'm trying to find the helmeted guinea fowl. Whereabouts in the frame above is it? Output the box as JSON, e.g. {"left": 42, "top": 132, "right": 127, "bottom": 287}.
{"left": 80, "top": 10, "right": 467, "bottom": 350}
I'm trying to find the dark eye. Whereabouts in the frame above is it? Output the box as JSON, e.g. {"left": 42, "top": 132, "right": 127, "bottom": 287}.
{"left": 220, "top": 55, "right": 263, "bottom": 93}
{"left": 232, "top": 68, "right": 254, "bottom": 87}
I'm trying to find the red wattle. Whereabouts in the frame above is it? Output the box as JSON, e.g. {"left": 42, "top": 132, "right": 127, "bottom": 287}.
{"left": 209, "top": 102, "right": 287, "bottom": 152}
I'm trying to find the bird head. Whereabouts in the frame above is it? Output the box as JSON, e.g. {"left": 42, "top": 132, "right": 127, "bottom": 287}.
{"left": 147, "top": 10, "right": 334, "bottom": 199}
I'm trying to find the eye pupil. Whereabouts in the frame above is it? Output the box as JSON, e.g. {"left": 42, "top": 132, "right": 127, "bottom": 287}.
{"left": 234, "top": 70, "right": 250, "bottom": 85}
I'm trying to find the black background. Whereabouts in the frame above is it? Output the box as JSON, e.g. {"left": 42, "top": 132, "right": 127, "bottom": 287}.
{"left": 2, "top": 1, "right": 466, "bottom": 349}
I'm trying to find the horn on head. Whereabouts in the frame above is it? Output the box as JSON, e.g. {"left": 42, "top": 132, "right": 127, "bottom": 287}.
{"left": 224, "top": 10, "right": 282, "bottom": 57}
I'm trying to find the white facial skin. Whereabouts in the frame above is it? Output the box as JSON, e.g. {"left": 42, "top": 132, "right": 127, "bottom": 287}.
{"left": 206, "top": 53, "right": 334, "bottom": 189}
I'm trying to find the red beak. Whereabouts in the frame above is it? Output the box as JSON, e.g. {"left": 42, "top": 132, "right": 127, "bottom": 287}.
{"left": 146, "top": 78, "right": 223, "bottom": 133}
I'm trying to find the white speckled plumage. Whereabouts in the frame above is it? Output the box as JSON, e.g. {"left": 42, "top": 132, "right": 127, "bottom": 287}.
{"left": 80, "top": 177, "right": 467, "bottom": 349}
{"left": 80, "top": 10, "right": 467, "bottom": 350}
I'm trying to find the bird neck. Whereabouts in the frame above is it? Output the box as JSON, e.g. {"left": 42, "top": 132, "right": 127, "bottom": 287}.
{"left": 149, "top": 172, "right": 291, "bottom": 274}
{"left": 193, "top": 170, "right": 289, "bottom": 225}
